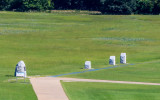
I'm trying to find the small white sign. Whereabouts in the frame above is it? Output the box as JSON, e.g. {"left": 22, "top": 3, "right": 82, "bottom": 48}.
{"left": 16, "top": 72, "right": 25, "bottom": 77}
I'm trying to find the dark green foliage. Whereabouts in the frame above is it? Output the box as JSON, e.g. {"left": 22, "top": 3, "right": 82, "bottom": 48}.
{"left": 135, "top": 0, "right": 160, "bottom": 14}
{"left": 1, "top": 0, "right": 54, "bottom": 11}
{"left": 70, "top": 0, "right": 83, "bottom": 9}
{"left": 136, "top": 0, "right": 154, "bottom": 14}
{"left": 101, "top": 0, "right": 136, "bottom": 14}
{"left": 83, "top": 0, "right": 102, "bottom": 10}
{"left": 0, "top": 0, "right": 11, "bottom": 10}
{"left": 54, "top": 0, "right": 102, "bottom": 10}
{"left": 54, "top": 0, "right": 71, "bottom": 9}
{"left": 101, "top": 0, "right": 160, "bottom": 15}
{"left": 0, "top": 0, "right": 160, "bottom": 14}
{"left": 151, "top": 0, "right": 160, "bottom": 14}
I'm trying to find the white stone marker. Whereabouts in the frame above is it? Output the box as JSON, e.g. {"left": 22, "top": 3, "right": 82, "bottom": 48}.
{"left": 109, "top": 56, "right": 116, "bottom": 65}
{"left": 120, "top": 53, "right": 126, "bottom": 64}
{"left": 85, "top": 61, "right": 91, "bottom": 69}
{"left": 15, "top": 60, "right": 27, "bottom": 77}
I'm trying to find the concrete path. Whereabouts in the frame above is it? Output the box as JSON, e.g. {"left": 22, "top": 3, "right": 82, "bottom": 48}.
{"left": 30, "top": 77, "right": 160, "bottom": 100}
{"left": 30, "top": 77, "right": 69, "bottom": 100}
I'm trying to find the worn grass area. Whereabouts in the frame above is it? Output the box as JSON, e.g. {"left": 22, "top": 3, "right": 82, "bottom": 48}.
{"left": 0, "top": 11, "right": 160, "bottom": 99}
{"left": 62, "top": 82, "right": 160, "bottom": 100}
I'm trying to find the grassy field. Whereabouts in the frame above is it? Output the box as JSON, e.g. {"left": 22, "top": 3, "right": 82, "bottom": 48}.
{"left": 67, "top": 61, "right": 160, "bottom": 83}
{"left": 0, "top": 11, "right": 160, "bottom": 99}
{"left": 62, "top": 82, "right": 160, "bottom": 100}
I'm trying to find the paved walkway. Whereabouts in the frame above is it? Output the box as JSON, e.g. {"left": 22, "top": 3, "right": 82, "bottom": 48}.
{"left": 30, "top": 77, "right": 69, "bottom": 100}
{"left": 30, "top": 77, "right": 160, "bottom": 100}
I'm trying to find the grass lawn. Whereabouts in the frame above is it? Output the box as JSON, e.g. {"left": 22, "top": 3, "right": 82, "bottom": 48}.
{"left": 0, "top": 11, "right": 160, "bottom": 99}
{"left": 62, "top": 82, "right": 160, "bottom": 100}
{"left": 67, "top": 61, "right": 160, "bottom": 83}
{"left": 0, "top": 82, "right": 37, "bottom": 100}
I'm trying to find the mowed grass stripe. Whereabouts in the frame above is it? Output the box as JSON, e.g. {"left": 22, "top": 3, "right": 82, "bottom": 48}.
{"left": 62, "top": 82, "right": 160, "bottom": 100}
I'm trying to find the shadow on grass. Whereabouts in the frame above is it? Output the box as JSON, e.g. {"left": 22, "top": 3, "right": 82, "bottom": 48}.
{"left": 10, "top": 81, "right": 30, "bottom": 84}
{"left": 5, "top": 75, "right": 14, "bottom": 77}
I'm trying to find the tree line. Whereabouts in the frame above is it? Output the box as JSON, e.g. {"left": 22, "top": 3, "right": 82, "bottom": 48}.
{"left": 0, "top": 0, "right": 54, "bottom": 11}
{"left": 0, "top": 0, "right": 160, "bottom": 14}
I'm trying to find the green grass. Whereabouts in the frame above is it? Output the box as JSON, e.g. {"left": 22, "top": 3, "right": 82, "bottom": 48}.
{"left": 62, "top": 82, "right": 160, "bottom": 100}
{"left": 0, "top": 11, "right": 160, "bottom": 99}
{"left": 67, "top": 61, "right": 160, "bottom": 83}
{"left": 0, "top": 81, "right": 37, "bottom": 100}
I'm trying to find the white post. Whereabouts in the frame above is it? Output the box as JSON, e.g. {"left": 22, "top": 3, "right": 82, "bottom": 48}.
{"left": 120, "top": 53, "right": 126, "bottom": 64}
{"left": 85, "top": 61, "right": 91, "bottom": 69}
{"left": 109, "top": 56, "right": 116, "bottom": 65}
{"left": 16, "top": 75, "right": 17, "bottom": 82}
{"left": 24, "top": 72, "right": 25, "bottom": 83}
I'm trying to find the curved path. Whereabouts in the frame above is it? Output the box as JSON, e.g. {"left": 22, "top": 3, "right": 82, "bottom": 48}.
{"left": 30, "top": 77, "right": 160, "bottom": 100}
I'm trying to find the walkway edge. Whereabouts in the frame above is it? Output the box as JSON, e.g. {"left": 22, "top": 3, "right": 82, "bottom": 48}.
{"left": 30, "top": 77, "right": 160, "bottom": 100}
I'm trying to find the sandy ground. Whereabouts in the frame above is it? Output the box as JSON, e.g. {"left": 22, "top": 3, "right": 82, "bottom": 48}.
{"left": 30, "top": 77, "right": 160, "bottom": 100}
